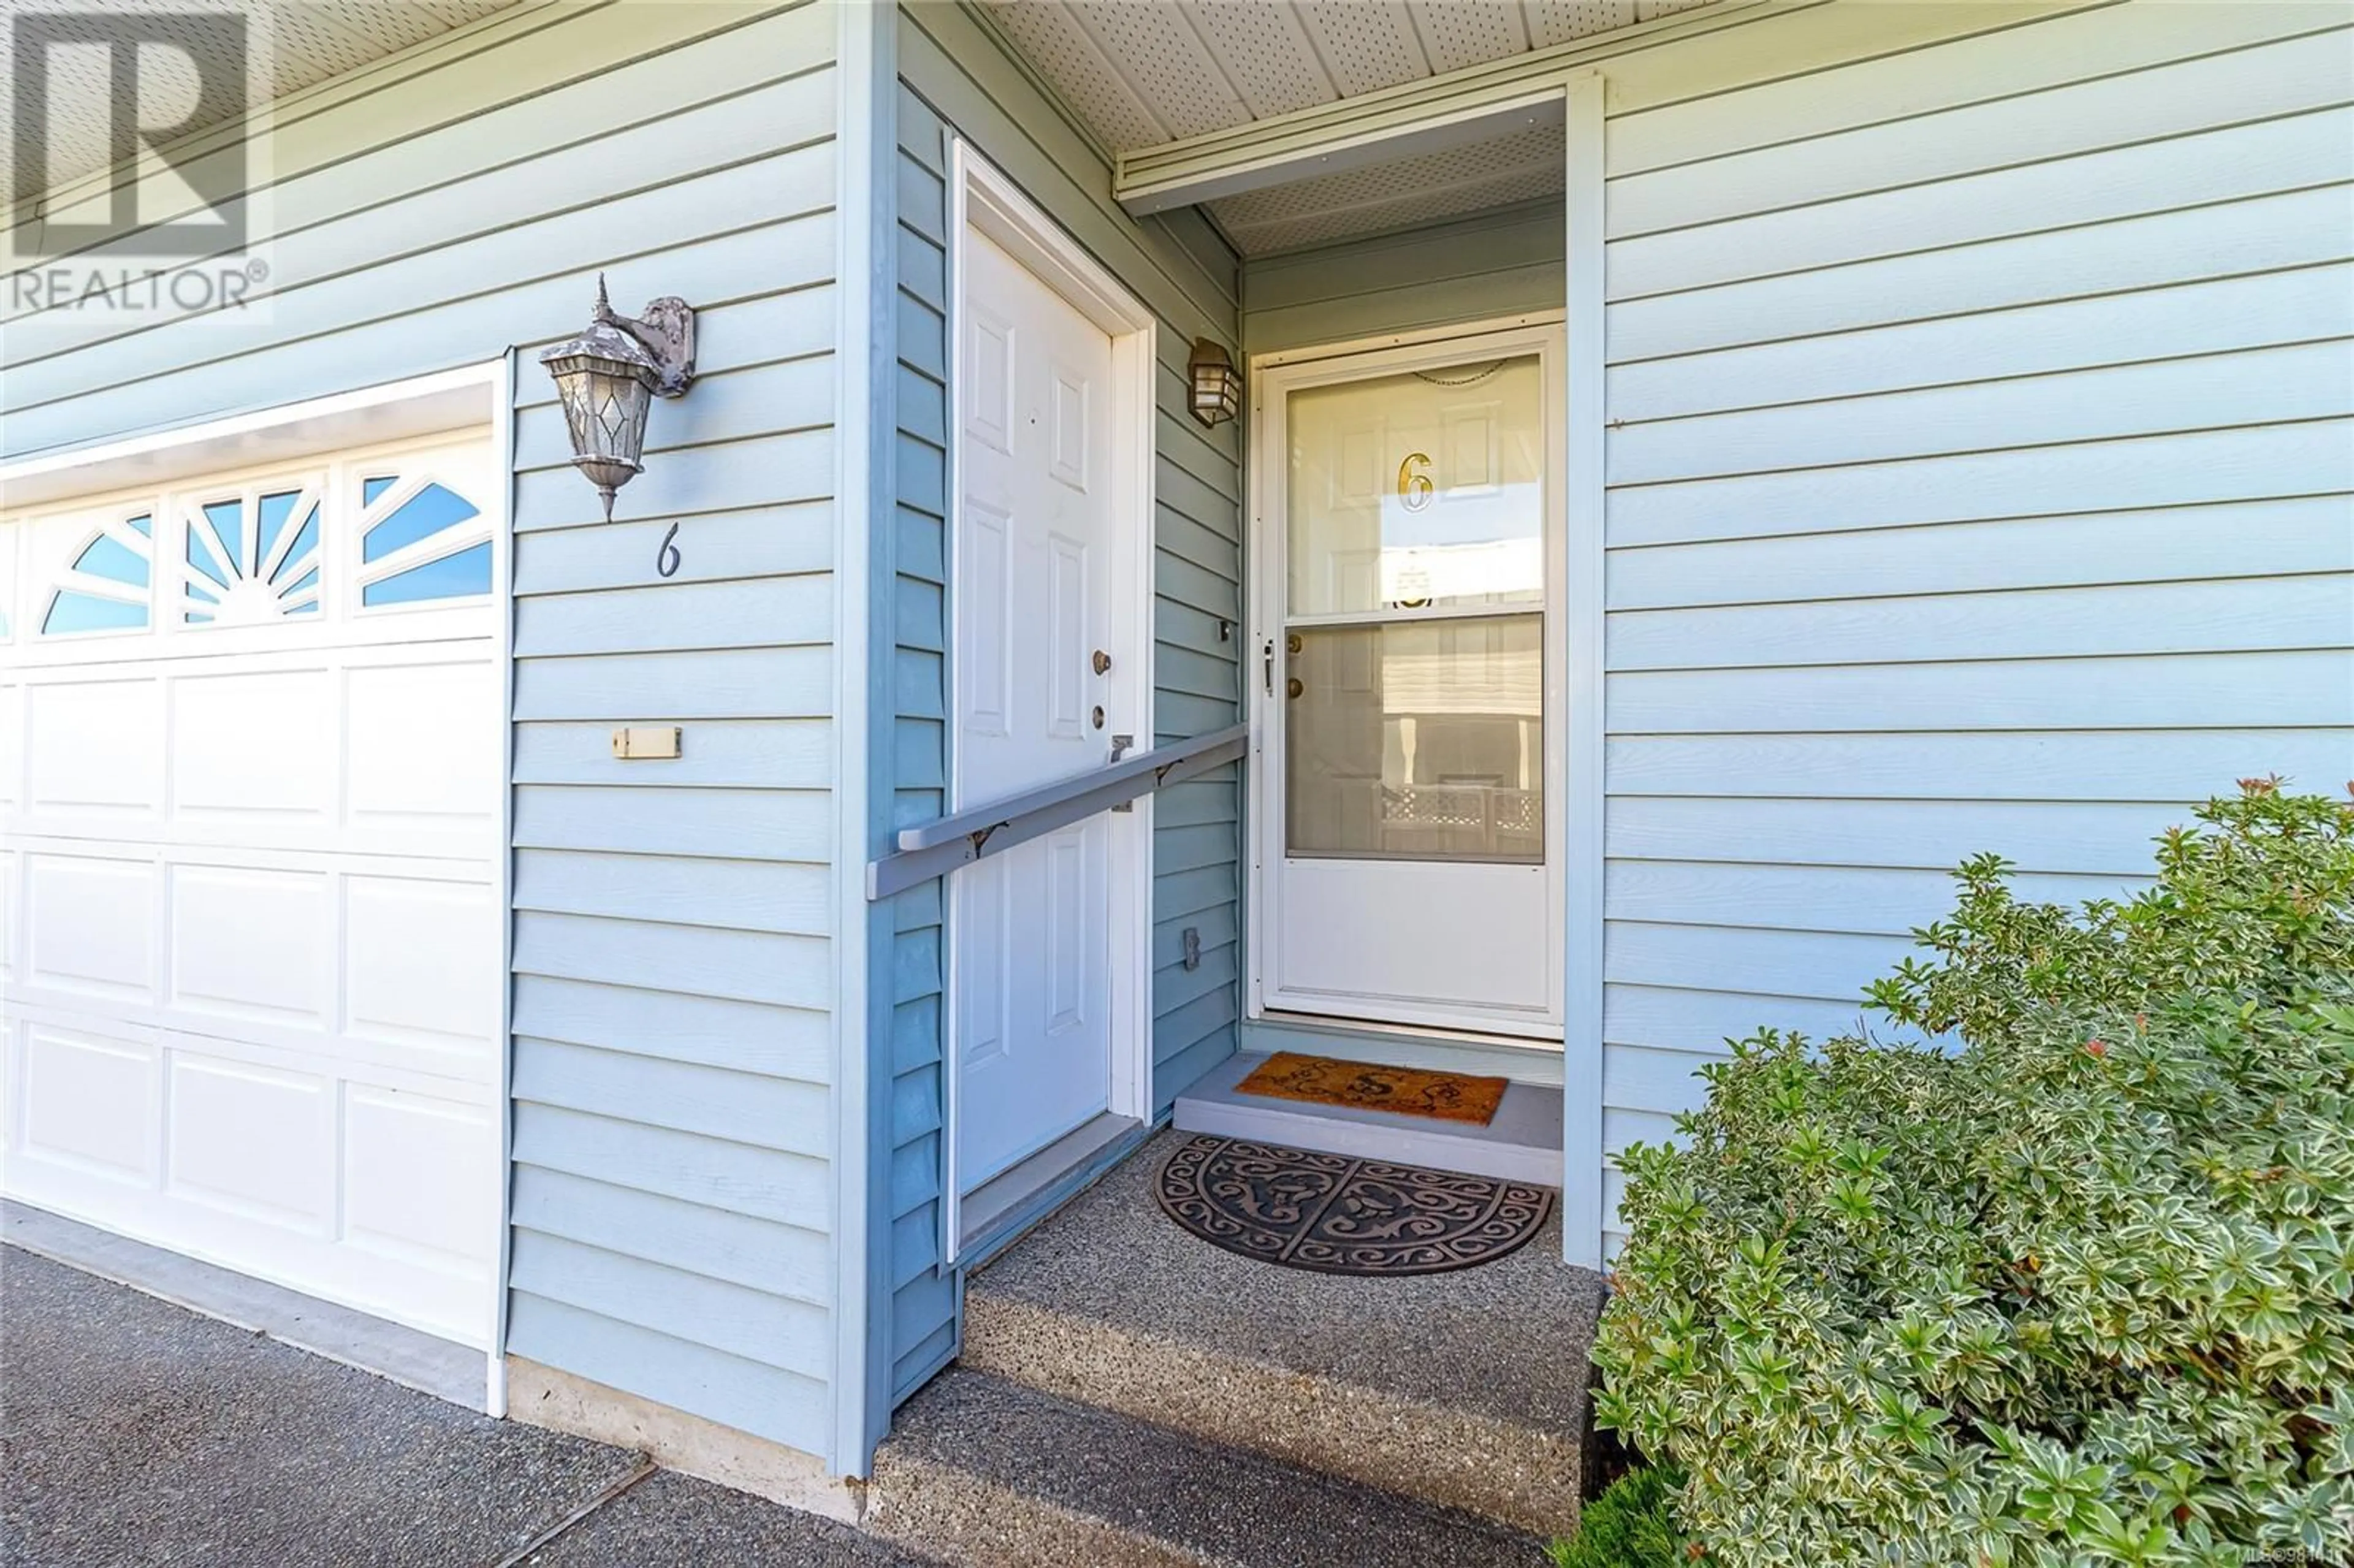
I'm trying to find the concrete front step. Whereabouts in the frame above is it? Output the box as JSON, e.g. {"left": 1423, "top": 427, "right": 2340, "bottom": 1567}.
{"left": 958, "top": 1130, "right": 1606, "bottom": 1539}
{"left": 866, "top": 1369, "right": 1550, "bottom": 1568}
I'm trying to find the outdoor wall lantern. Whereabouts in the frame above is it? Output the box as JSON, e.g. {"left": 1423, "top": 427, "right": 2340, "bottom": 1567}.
{"left": 1187, "top": 337, "right": 1240, "bottom": 428}
{"left": 539, "top": 276, "right": 698, "bottom": 522}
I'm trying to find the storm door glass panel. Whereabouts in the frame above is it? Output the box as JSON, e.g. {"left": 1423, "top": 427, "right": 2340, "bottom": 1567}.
{"left": 1287, "top": 617, "right": 1542, "bottom": 862}
{"left": 1283, "top": 353, "right": 1544, "bottom": 866}
{"left": 1287, "top": 354, "right": 1543, "bottom": 616}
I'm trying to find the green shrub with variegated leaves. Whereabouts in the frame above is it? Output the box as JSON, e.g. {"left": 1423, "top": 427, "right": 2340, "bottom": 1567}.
{"left": 1592, "top": 781, "right": 2354, "bottom": 1567}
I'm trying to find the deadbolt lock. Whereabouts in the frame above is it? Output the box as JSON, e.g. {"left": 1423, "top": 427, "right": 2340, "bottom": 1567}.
{"left": 1091, "top": 649, "right": 1111, "bottom": 675}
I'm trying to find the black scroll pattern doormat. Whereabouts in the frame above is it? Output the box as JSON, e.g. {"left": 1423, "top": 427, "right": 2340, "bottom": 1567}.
{"left": 1154, "top": 1135, "right": 1554, "bottom": 1276}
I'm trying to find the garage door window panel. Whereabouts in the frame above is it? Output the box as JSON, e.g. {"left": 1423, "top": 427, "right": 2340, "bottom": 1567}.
{"left": 43, "top": 513, "right": 154, "bottom": 636}
{"left": 356, "top": 476, "right": 492, "bottom": 611}
{"left": 180, "top": 487, "right": 326, "bottom": 625}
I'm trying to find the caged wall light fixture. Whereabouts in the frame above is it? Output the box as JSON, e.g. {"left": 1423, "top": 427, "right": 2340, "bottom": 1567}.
{"left": 1186, "top": 337, "right": 1240, "bottom": 428}
{"left": 539, "top": 276, "right": 698, "bottom": 522}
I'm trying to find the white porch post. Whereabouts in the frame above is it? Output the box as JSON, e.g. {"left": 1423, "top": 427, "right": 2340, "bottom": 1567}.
{"left": 1560, "top": 69, "right": 1609, "bottom": 1273}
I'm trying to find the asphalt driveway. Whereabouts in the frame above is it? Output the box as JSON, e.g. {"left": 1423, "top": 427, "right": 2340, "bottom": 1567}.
{"left": 0, "top": 1246, "right": 925, "bottom": 1567}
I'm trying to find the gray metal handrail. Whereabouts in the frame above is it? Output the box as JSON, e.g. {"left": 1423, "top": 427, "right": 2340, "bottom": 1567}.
{"left": 866, "top": 723, "right": 1249, "bottom": 900}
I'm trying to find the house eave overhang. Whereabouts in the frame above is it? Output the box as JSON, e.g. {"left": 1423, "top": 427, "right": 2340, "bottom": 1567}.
{"left": 1110, "top": 0, "right": 1782, "bottom": 216}
{"left": 6, "top": 0, "right": 541, "bottom": 250}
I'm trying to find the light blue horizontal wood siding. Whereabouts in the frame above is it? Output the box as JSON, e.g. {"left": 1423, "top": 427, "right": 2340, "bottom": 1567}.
{"left": 1594, "top": 0, "right": 2354, "bottom": 1251}
{"left": 886, "top": 0, "right": 1244, "bottom": 1407}
{"left": 2, "top": 1, "right": 846, "bottom": 1456}
{"left": 1241, "top": 199, "right": 1564, "bottom": 354}
{"left": 498, "top": 2, "right": 842, "bottom": 1453}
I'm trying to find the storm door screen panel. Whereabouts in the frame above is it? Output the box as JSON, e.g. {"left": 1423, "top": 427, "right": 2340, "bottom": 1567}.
{"left": 952, "top": 230, "right": 1119, "bottom": 1189}
{"left": 1265, "top": 346, "right": 1562, "bottom": 1035}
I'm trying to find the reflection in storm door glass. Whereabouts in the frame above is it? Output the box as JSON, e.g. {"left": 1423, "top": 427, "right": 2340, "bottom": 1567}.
{"left": 1283, "top": 353, "right": 1546, "bottom": 866}
{"left": 1287, "top": 354, "right": 1543, "bottom": 617}
{"left": 1286, "top": 617, "right": 1543, "bottom": 864}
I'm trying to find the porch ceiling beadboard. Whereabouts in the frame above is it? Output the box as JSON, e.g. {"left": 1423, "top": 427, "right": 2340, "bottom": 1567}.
{"left": 1585, "top": 0, "right": 2353, "bottom": 1252}
{"left": 974, "top": 0, "right": 1713, "bottom": 251}
{"left": 3, "top": 1, "right": 852, "bottom": 1457}
{"left": 886, "top": 0, "right": 1246, "bottom": 1410}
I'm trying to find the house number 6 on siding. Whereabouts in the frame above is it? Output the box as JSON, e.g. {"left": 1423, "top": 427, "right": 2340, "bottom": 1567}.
{"left": 1398, "top": 452, "right": 1433, "bottom": 512}
{"left": 656, "top": 522, "right": 682, "bottom": 578}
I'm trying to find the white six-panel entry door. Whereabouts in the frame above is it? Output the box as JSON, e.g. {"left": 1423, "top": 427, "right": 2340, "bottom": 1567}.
{"left": 954, "top": 230, "right": 1120, "bottom": 1188}
{"left": 948, "top": 149, "right": 1157, "bottom": 1220}
{"left": 0, "top": 430, "right": 505, "bottom": 1347}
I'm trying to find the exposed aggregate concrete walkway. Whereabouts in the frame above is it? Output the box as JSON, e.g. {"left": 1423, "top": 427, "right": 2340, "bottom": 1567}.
{"left": 0, "top": 1246, "right": 926, "bottom": 1568}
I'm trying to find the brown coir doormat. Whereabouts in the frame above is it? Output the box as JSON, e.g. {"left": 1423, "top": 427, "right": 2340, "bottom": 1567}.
{"left": 1235, "top": 1051, "right": 1509, "bottom": 1126}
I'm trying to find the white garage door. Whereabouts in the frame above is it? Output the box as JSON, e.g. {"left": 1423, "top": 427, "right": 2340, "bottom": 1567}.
{"left": 0, "top": 431, "right": 504, "bottom": 1347}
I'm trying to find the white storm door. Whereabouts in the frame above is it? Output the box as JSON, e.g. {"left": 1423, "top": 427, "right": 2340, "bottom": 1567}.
{"left": 953, "top": 229, "right": 1121, "bottom": 1189}
{"left": 1258, "top": 335, "right": 1565, "bottom": 1038}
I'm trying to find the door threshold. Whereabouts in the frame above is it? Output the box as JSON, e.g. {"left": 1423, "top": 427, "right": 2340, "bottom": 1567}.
{"left": 1175, "top": 1053, "right": 1563, "bottom": 1188}
{"left": 958, "top": 1111, "right": 1146, "bottom": 1269}
{"left": 1257, "top": 1007, "right": 1564, "bottom": 1050}
{"left": 1243, "top": 1013, "right": 1567, "bottom": 1088}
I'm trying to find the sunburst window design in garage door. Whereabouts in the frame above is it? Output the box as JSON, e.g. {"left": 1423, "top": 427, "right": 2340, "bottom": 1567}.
{"left": 182, "top": 488, "right": 324, "bottom": 625}
{"left": 357, "top": 474, "right": 493, "bottom": 609}
{"left": 42, "top": 514, "right": 153, "bottom": 634}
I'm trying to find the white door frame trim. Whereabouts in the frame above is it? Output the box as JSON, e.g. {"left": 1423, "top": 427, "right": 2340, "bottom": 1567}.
{"left": 1245, "top": 317, "right": 1569, "bottom": 1041}
{"left": 942, "top": 141, "right": 1159, "bottom": 1264}
{"left": 1249, "top": 310, "right": 1566, "bottom": 371}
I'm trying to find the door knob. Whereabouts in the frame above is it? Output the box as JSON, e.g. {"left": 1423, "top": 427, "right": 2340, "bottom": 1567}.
{"left": 1092, "top": 649, "right": 1111, "bottom": 675}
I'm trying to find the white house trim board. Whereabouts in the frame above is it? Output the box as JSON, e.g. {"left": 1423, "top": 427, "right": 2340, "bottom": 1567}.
{"left": 0, "top": 366, "right": 503, "bottom": 509}
{"left": 832, "top": 0, "right": 889, "bottom": 1475}
{"left": 940, "top": 141, "right": 1159, "bottom": 1265}
{"left": 1558, "top": 72, "right": 1607, "bottom": 1274}
{"left": 488, "top": 347, "right": 517, "bottom": 1421}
